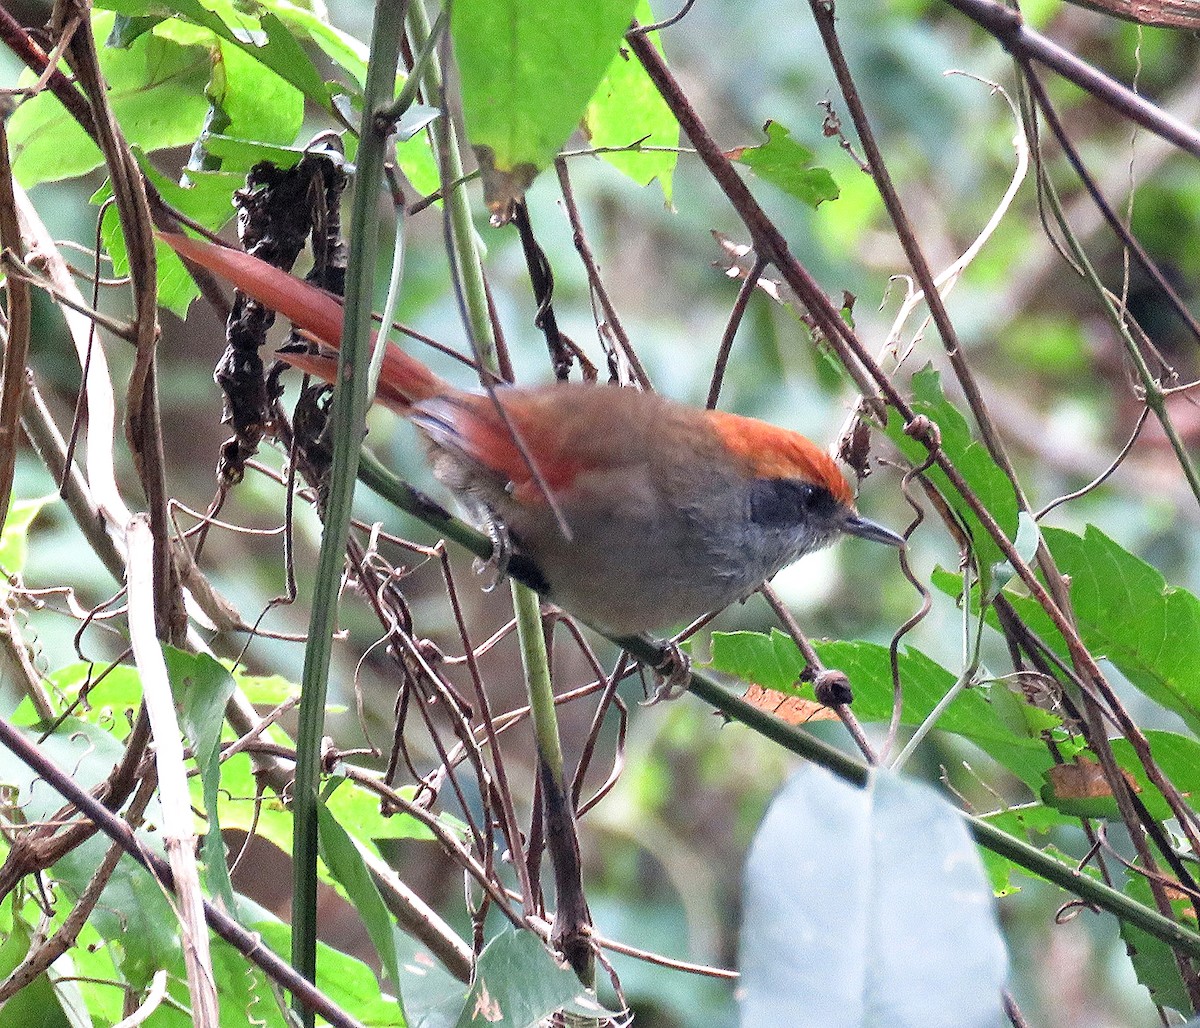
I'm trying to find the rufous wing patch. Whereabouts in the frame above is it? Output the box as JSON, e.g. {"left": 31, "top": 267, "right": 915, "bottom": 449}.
{"left": 414, "top": 393, "right": 585, "bottom": 504}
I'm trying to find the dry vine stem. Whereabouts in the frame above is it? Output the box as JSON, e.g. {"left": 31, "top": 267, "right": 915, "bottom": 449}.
{"left": 5, "top": 3, "right": 1200, "bottom": 1024}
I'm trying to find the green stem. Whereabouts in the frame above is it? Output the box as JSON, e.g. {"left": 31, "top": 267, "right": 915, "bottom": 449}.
{"left": 407, "top": 0, "right": 494, "bottom": 366}
{"left": 291, "top": 1, "right": 404, "bottom": 1015}
{"left": 891, "top": 564, "right": 984, "bottom": 772}
{"left": 407, "top": 0, "right": 592, "bottom": 989}
{"left": 357, "top": 454, "right": 1200, "bottom": 960}
{"left": 679, "top": 656, "right": 1200, "bottom": 958}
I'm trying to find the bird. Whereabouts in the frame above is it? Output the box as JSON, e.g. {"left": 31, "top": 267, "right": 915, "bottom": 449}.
{"left": 161, "top": 231, "right": 904, "bottom": 639}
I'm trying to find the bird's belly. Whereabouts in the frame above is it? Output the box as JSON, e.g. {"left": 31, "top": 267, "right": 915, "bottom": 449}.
{"left": 506, "top": 492, "right": 777, "bottom": 636}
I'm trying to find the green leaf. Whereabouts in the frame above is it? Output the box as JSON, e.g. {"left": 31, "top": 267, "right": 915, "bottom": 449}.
{"left": 975, "top": 805, "right": 1069, "bottom": 896}
{"left": 585, "top": 0, "right": 678, "bottom": 200}
{"left": 452, "top": 0, "right": 639, "bottom": 210}
{"left": 210, "top": 932, "right": 292, "bottom": 1027}
{"left": 317, "top": 794, "right": 403, "bottom": 994}
{"left": 988, "top": 510, "right": 1041, "bottom": 599}
{"left": 396, "top": 133, "right": 441, "bottom": 198}
{"left": 0, "top": 495, "right": 56, "bottom": 575}
{"left": 254, "top": 921, "right": 404, "bottom": 1025}
{"left": 740, "top": 766, "right": 1007, "bottom": 1026}
{"left": 165, "top": 647, "right": 237, "bottom": 909}
{"left": 0, "top": 916, "right": 73, "bottom": 1028}
{"left": 1121, "top": 873, "right": 1192, "bottom": 1015}
{"left": 204, "top": 751, "right": 295, "bottom": 856}
{"left": 9, "top": 11, "right": 211, "bottom": 186}
{"left": 141, "top": 0, "right": 331, "bottom": 110}
{"left": 0, "top": 717, "right": 182, "bottom": 989}
{"left": 323, "top": 776, "right": 441, "bottom": 845}
{"left": 731, "top": 121, "right": 838, "bottom": 209}
{"left": 260, "top": 0, "right": 369, "bottom": 89}
{"left": 200, "top": 133, "right": 306, "bottom": 171}
{"left": 97, "top": 151, "right": 240, "bottom": 317}
{"left": 453, "top": 929, "right": 604, "bottom": 1028}
{"left": 1111, "top": 731, "right": 1200, "bottom": 819}
{"left": 202, "top": 36, "right": 305, "bottom": 161}
{"left": 1004, "top": 525, "right": 1200, "bottom": 737}
{"left": 707, "top": 628, "right": 805, "bottom": 692}
{"left": 395, "top": 932, "right": 470, "bottom": 1028}
{"left": 229, "top": 665, "right": 302, "bottom": 705}
{"left": 41, "top": 661, "right": 144, "bottom": 734}
{"left": 708, "top": 630, "right": 1057, "bottom": 787}
{"left": 884, "top": 365, "right": 1019, "bottom": 585}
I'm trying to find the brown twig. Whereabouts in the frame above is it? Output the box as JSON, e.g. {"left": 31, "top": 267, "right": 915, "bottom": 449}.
{"left": 0, "top": 714, "right": 364, "bottom": 1028}
{"left": 0, "top": 118, "right": 31, "bottom": 535}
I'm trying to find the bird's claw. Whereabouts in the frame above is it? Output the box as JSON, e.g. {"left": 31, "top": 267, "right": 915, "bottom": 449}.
{"left": 641, "top": 642, "right": 691, "bottom": 705}
{"left": 472, "top": 515, "right": 512, "bottom": 593}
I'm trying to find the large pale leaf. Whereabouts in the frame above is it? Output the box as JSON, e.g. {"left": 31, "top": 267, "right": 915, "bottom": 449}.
{"left": 739, "top": 766, "right": 1008, "bottom": 1027}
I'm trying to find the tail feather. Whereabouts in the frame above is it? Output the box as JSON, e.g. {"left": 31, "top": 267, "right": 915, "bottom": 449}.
{"left": 159, "top": 231, "right": 444, "bottom": 407}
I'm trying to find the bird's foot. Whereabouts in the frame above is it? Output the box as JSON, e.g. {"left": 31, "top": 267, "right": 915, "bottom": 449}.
{"left": 641, "top": 641, "right": 692, "bottom": 705}
{"left": 472, "top": 514, "right": 512, "bottom": 593}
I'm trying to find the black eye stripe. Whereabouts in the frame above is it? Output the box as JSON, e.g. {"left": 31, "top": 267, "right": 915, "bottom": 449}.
{"left": 749, "top": 479, "right": 839, "bottom": 526}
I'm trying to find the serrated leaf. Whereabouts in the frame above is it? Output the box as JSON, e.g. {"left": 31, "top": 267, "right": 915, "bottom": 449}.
{"left": 1122, "top": 873, "right": 1192, "bottom": 1015}
{"left": 452, "top": 0, "right": 639, "bottom": 213}
{"left": 1111, "top": 731, "right": 1200, "bottom": 819}
{"left": 708, "top": 630, "right": 1055, "bottom": 788}
{"left": 706, "top": 630, "right": 805, "bottom": 693}
{"left": 1004, "top": 525, "right": 1200, "bottom": 737}
{"left": 739, "top": 766, "right": 1008, "bottom": 1027}
{"left": 731, "top": 121, "right": 838, "bottom": 209}
{"left": 585, "top": 0, "right": 678, "bottom": 200}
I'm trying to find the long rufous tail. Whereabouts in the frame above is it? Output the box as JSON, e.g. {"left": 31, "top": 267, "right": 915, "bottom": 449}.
{"left": 159, "top": 231, "right": 445, "bottom": 411}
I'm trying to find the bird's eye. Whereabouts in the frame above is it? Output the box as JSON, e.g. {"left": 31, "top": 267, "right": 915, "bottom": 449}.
{"left": 749, "top": 479, "right": 836, "bottom": 526}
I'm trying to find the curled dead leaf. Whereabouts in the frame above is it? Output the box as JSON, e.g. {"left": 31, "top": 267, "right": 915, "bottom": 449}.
{"left": 1047, "top": 757, "right": 1140, "bottom": 799}
{"left": 742, "top": 683, "right": 838, "bottom": 724}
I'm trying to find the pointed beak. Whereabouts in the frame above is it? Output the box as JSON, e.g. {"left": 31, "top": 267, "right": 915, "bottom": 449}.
{"left": 843, "top": 514, "right": 906, "bottom": 548}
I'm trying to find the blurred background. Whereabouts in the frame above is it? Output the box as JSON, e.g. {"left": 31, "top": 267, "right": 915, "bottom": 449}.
{"left": 5, "top": 1, "right": 1200, "bottom": 1024}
